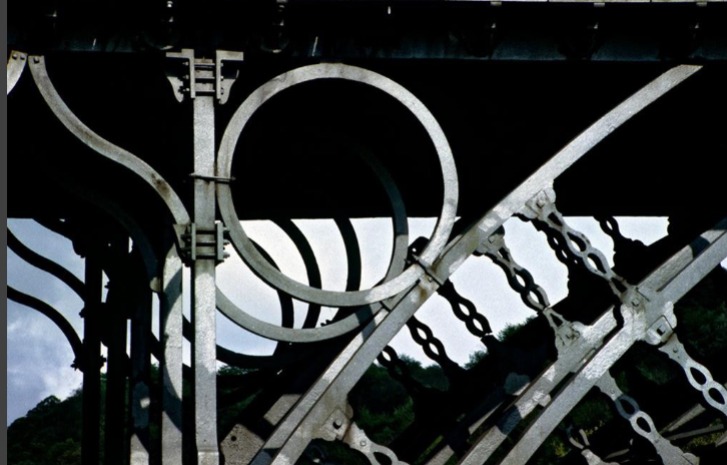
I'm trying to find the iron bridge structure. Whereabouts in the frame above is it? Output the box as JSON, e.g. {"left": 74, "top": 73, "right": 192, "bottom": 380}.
{"left": 6, "top": 1, "right": 727, "bottom": 465}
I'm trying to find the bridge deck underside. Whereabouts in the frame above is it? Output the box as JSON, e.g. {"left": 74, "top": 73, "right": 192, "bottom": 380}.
{"left": 8, "top": 57, "right": 727, "bottom": 227}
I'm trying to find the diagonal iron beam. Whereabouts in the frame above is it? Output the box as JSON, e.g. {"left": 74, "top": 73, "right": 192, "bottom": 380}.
{"left": 250, "top": 64, "right": 701, "bottom": 465}
{"left": 499, "top": 218, "right": 727, "bottom": 464}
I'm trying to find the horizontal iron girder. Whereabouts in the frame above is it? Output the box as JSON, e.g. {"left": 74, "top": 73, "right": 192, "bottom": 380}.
{"left": 8, "top": 2, "right": 727, "bottom": 61}
{"left": 8, "top": 57, "right": 727, "bottom": 224}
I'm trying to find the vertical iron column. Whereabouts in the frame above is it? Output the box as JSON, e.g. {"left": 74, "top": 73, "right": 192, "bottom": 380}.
{"left": 104, "top": 304, "right": 128, "bottom": 465}
{"left": 104, "top": 234, "right": 131, "bottom": 465}
{"left": 161, "top": 247, "right": 184, "bottom": 465}
{"left": 165, "top": 48, "right": 242, "bottom": 465}
{"left": 130, "top": 280, "right": 153, "bottom": 464}
{"left": 192, "top": 72, "right": 219, "bottom": 465}
{"left": 82, "top": 238, "right": 103, "bottom": 465}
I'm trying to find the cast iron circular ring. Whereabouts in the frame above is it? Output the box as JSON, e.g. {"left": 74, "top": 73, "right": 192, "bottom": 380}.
{"left": 217, "top": 62, "right": 458, "bottom": 307}
{"left": 217, "top": 147, "right": 410, "bottom": 342}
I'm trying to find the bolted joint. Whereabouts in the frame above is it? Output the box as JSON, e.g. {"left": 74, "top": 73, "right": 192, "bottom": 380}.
{"left": 520, "top": 186, "right": 557, "bottom": 221}
{"left": 410, "top": 253, "right": 446, "bottom": 286}
{"left": 178, "top": 222, "right": 230, "bottom": 264}
{"left": 404, "top": 238, "right": 446, "bottom": 286}
{"left": 215, "top": 221, "right": 231, "bottom": 262}
{"left": 621, "top": 287, "right": 649, "bottom": 312}
{"left": 555, "top": 322, "right": 581, "bottom": 349}
{"left": 318, "top": 407, "right": 351, "bottom": 442}
{"left": 165, "top": 49, "right": 243, "bottom": 103}
{"left": 475, "top": 227, "right": 505, "bottom": 256}
{"left": 645, "top": 315, "right": 675, "bottom": 346}
{"left": 643, "top": 297, "right": 678, "bottom": 346}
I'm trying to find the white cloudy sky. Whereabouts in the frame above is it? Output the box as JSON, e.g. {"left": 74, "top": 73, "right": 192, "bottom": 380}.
{"left": 8, "top": 216, "right": 726, "bottom": 425}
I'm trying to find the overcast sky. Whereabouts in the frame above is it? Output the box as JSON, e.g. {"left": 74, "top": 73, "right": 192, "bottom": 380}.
{"left": 8, "top": 216, "right": 725, "bottom": 425}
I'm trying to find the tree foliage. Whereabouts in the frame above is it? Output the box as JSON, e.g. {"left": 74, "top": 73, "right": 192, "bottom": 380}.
{"left": 8, "top": 393, "right": 83, "bottom": 465}
{"left": 8, "top": 271, "right": 726, "bottom": 464}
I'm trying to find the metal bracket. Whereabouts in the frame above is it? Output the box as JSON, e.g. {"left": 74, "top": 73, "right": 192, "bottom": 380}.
{"left": 7, "top": 51, "right": 28, "bottom": 95}
{"left": 622, "top": 287, "right": 649, "bottom": 312}
{"left": 215, "top": 50, "right": 245, "bottom": 103}
{"left": 165, "top": 49, "right": 244, "bottom": 104}
{"left": 519, "top": 185, "right": 557, "bottom": 221}
{"left": 179, "top": 222, "right": 229, "bottom": 264}
{"left": 316, "top": 404, "right": 410, "bottom": 465}
{"left": 475, "top": 227, "right": 505, "bottom": 256}
{"left": 188, "top": 173, "right": 236, "bottom": 184}
{"left": 409, "top": 253, "right": 446, "bottom": 286}
{"left": 544, "top": 309, "right": 582, "bottom": 350}
{"left": 645, "top": 315, "right": 675, "bottom": 346}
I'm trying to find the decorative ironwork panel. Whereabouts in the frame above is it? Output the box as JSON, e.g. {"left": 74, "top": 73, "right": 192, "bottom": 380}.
{"left": 7, "top": 8, "right": 727, "bottom": 464}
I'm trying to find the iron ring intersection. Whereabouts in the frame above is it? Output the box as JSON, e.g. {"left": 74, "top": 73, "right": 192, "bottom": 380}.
{"left": 217, "top": 149, "right": 410, "bottom": 342}
{"left": 217, "top": 62, "right": 459, "bottom": 307}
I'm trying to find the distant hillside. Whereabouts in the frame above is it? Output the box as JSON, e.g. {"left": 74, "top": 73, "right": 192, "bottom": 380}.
{"left": 8, "top": 391, "right": 84, "bottom": 465}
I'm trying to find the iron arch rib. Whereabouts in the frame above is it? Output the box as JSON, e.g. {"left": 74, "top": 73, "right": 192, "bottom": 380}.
{"left": 7, "top": 51, "right": 26, "bottom": 95}
{"left": 8, "top": 286, "right": 85, "bottom": 371}
{"left": 27, "top": 55, "right": 191, "bottom": 228}
{"left": 7, "top": 227, "right": 85, "bottom": 298}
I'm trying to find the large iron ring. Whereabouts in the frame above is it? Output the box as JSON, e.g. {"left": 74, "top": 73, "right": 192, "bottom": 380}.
{"left": 217, "top": 146, "right": 411, "bottom": 342}
{"left": 217, "top": 63, "right": 459, "bottom": 307}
